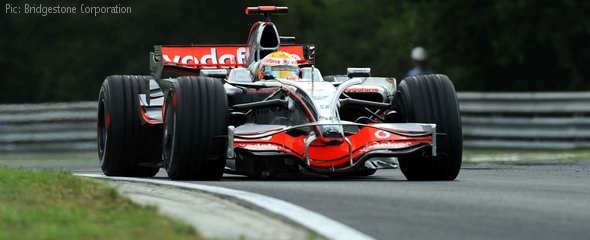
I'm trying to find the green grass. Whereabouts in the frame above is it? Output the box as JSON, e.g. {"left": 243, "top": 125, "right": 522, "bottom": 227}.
{"left": 0, "top": 165, "right": 202, "bottom": 240}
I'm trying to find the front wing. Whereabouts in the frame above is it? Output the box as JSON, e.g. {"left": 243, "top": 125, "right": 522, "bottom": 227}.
{"left": 228, "top": 122, "right": 436, "bottom": 172}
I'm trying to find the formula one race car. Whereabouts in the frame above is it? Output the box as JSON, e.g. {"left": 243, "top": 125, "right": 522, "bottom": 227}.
{"left": 97, "top": 6, "right": 462, "bottom": 180}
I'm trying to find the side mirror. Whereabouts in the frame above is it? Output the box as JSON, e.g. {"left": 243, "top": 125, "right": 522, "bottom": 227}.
{"left": 347, "top": 68, "right": 371, "bottom": 78}
{"left": 200, "top": 69, "right": 228, "bottom": 79}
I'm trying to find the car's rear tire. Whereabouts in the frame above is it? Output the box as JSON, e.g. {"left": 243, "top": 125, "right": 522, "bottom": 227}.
{"left": 396, "top": 74, "right": 462, "bottom": 180}
{"left": 97, "top": 75, "right": 161, "bottom": 177}
{"left": 163, "top": 76, "right": 228, "bottom": 180}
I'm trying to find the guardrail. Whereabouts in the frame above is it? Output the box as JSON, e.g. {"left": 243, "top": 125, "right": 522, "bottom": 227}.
{"left": 1, "top": 92, "right": 589, "bottom": 155}
{"left": 459, "top": 92, "right": 590, "bottom": 149}
{"left": 0, "top": 102, "right": 97, "bottom": 155}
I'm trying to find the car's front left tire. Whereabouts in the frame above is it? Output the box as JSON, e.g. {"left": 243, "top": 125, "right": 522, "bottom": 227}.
{"left": 162, "top": 76, "right": 228, "bottom": 180}
{"left": 396, "top": 74, "right": 463, "bottom": 180}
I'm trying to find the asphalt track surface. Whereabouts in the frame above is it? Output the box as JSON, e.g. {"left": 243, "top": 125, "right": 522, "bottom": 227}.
{"left": 15, "top": 160, "right": 590, "bottom": 240}
{"left": 206, "top": 164, "right": 590, "bottom": 240}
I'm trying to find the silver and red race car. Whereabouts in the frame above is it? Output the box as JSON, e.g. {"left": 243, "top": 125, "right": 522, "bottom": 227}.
{"left": 97, "top": 6, "right": 462, "bottom": 180}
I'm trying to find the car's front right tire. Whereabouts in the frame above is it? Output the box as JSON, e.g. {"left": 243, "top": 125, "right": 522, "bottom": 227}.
{"left": 97, "top": 75, "right": 161, "bottom": 177}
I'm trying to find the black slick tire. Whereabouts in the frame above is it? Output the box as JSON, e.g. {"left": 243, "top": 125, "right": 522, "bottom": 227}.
{"left": 162, "top": 76, "right": 228, "bottom": 180}
{"left": 97, "top": 75, "right": 161, "bottom": 177}
{"left": 396, "top": 74, "right": 463, "bottom": 180}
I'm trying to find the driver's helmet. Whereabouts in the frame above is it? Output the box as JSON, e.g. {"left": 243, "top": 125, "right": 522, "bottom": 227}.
{"left": 258, "top": 51, "right": 299, "bottom": 80}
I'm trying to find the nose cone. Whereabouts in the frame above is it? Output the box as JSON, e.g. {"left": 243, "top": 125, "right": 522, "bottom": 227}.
{"left": 320, "top": 126, "right": 344, "bottom": 145}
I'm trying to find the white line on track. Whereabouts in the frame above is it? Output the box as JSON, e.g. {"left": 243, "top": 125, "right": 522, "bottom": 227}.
{"left": 76, "top": 173, "right": 375, "bottom": 240}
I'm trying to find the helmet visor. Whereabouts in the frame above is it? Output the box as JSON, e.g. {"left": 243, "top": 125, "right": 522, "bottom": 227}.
{"left": 263, "top": 65, "right": 299, "bottom": 79}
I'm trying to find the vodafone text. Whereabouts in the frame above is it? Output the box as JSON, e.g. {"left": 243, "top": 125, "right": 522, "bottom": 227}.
{"left": 163, "top": 47, "right": 248, "bottom": 66}
{"left": 162, "top": 47, "right": 303, "bottom": 67}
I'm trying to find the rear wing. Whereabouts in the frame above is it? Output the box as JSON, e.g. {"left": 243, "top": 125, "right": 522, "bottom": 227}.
{"left": 150, "top": 44, "right": 311, "bottom": 78}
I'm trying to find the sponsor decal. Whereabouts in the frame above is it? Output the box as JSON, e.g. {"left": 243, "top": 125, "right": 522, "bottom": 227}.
{"left": 237, "top": 143, "right": 280, "bottom": 151}
{"left": 161, "top": 45, "right": 306, "bottom": 68}
{"left": 262, "top": 58, "right": 282, "bottom": 65}
{"left": 162, "top": 46, "right": 247, "bottom": 67}
{"left": 261, "top": 57, "right": 298, "bottom": 65}
{"left": 344, "top": 86, "right": 381, "bottom": 93}
{"left": 374, "top": 130, "right": 391, "bottom": 139}
{"left": 364, "top": 142, "right": 413, "bottom": 151}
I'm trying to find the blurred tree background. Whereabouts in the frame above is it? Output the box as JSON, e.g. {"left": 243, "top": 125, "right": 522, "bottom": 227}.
{"left": 0, "top": 0, "right": 589, "bottom": 103}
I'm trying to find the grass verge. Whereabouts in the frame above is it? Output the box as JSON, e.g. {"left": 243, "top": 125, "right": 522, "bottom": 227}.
{"left": 0, "top": 165, "right": 202, "bottom": 240}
